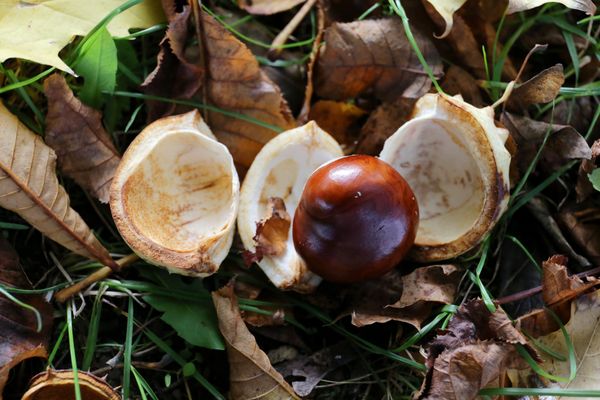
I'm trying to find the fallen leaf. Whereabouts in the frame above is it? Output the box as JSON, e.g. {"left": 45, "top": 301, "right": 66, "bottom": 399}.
{"left": 422, "top": 0, "right": 467, "bottom": 38}
{"left": 254, "top": 197, "right": 291, "bottom": 258}
{"left": 355, "top": 97, "right": 417, "bottom": 155}
{"left": 44, "top": 74, "right": 121, "bottom": 203}
{"left": 576, "top": 139, "right": 600, "bottom": 202}
{"left": 440, "top": 65, "right": 485, "bottom": 107}
{"left": 0, "top": 102, "right": 116, "bottom": 269}
{"left": 142, "top": 269, "right": 225, "bottom": 350}
{"left": 143, "top": 1, "right": 296, "bottom": 169}
{"left": 506, "top": 64, "right": 565, "bottom": 111}
{"left": 212, "top": 284, "right": 300, "bottom": 400}
{"left": 558, "top": 200, "right": 600, "bottom": 267}
{"left": 350, "top": 265, "right": 461, "bottom": 329}
{"left": 507, "top": 0, "right": 596, "bottom": 15}
{"left": 21, "top": 369, "right": 120, "bottom": 400}
{"left": 418, "top": 300, "right": 536, "bottom": 400}
{"left": 0, "top": 238, "right": 52, "bottom": 395}
{"left": 277, "top": 342, "right": 356, "bottom": 397}
{"left": 237, "top": 0, "right": 305, "bottom": 15}
{"left": 0, "top": 0, "right": 164, "bottom": 73}
{"left": 517, "top": 255, "right": 599, "bottom": 337}
{"left": 537, "top": 288, "right": 600, "bottom": 393}
{"left": 307, "top": 100, "right": 367, "bottom": 149}
{"left": 315, "top": 18, "right": 442, "bottom": 102}
{"left": 501, "top": 112, "right": 591, "bottom": 174}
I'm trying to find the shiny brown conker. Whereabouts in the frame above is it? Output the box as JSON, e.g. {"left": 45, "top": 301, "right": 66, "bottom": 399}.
{"left": 292, "top": 155, "right": 419, "bottom": 283}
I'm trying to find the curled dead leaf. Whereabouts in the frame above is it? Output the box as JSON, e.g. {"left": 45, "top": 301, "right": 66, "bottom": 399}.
{"left": 506, "top": 64, "right": 565, "bottom": 111}
{"left": 253, "top": 197, "right": 291, "bottom": 261}
{"left": 0, "top": 238, "right": 52, "bottom": 396}
{"left": 350, "top": 265, "right": 461, "bottom": 329}
{"left": 212, "top": 284, "right": 300, "bottom": 400}
{"left": 21, "top": 369, "right": 120, "bottom": 400}
{"left": 44, "top": 74, "right": 121, "bottom": 203}
{"left": 315, "top": 18, "right": 442, "bottom": 102}
{"left": 0, "top": 102, "right": 116, "bottom": 269}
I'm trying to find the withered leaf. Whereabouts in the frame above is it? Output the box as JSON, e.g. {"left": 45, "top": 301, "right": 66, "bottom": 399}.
{"left": 0, "top": 238, "right": 52, "bottom": 395}
{"left": 440, "top": 65, "right": 484, "bottom": 107}
{"left": 212, "top": 284, "right": 300, "bottom": 400}
{"left": 506, "top": 64, "right": 565, "bottom": 111}
{"left": 252, "top": 197, "right": 291, "bottom": 262}
{"left": 559, "top": 200, "right": 600, "bottom": 266}
{"left": 144, "top": 2, "right": 296, "bottom": 169}
{"left": 237, "top": 0, "right": 305, "bottom": 15}
{"left": 418, "top": 300, "right": 536, "bottom": 400}
{"left": 517, "top": 255, "right": 598, "bottom": 337}
{"left": 507, "top": 0, "right": 596, "bottom": 15}
{"left": 21, "top": 369, "right": 120, "bottom": 400}
{"left": 537, "top": 288, "right": 600, "bottom": 393}
{"left": 350, "top": 265, "right": 460, "bottom": 329}
{"left": 315, "top": 18, "right": 442, "bottom": 102}
{"left": 0, "top": 103, "right": 116, "bottom": 269}
{"left": 44, "top": 74, "right": 120, "bottom": 203}
{"left": 501, "top": 112, "right": 591, "bottom": 174}
{"left": 307, "top": 100, "right": 367, "bottom": 149}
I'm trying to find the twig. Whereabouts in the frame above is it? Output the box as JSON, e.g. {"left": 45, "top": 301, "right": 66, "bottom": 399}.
{"left": 268, "top": 0, "right": 317, "bottom": 59}
{"left": 54, "top": 254, "right": 139, "bottom": 303}
{"left": 191, "top": 0, "right": 209, "bottom": 122}
{"left": 496, "top": 265, "right": 600, "bottom": 305}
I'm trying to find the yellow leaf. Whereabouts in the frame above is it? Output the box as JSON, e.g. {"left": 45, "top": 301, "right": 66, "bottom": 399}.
{"left": 0, "top": 0, "right": 164, "bottom": 73}
{"left": 424, "top": 0, "right": 467, "bottom": 38}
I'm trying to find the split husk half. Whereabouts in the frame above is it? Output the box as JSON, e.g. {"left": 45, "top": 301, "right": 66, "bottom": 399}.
{"left": 238, "top": 121, "right": 343, "bottom": 292}
{"left": 380, "top": 93, "right": 511, "bottom": 262}
{"left": 110, "top": 111, "right": 239, "bottom": 276}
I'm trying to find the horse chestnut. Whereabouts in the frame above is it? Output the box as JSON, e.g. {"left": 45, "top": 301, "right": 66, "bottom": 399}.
{"left": 292, "top": 155, "right": 419, "bottom": 283}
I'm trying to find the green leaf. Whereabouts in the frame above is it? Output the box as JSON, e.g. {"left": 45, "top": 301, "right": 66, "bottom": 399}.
{"left": 141, "top": 269, "right": 225, "bottom": 350}
{"left": 72, "top": 26, "right": 117, "bottom": 108}
{"left": 588, "top": 168, "right": 600, "bottom": 191}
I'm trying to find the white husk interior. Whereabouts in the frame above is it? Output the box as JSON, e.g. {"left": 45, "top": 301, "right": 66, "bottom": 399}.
{"left": 238, "top": 121, "right": 343, "bottom": 291}
{"left": 113, "top": 112, "right": 239, "bottom": 273}
{"left": 380, "top": 94, "right": 510, "bottom": 251}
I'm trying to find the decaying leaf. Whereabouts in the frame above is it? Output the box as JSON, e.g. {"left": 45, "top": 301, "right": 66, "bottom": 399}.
{"left": 422, "top": 0, "right": 467, "bottom": 38}
{"left": 501, "top": 112, "right": 591, "bottom": 174}
{"left": 307, "top": 100, "right": 367, "bottom": 149}
{"left": 315, "top": 18, "right": 442, "bottom": 102}
{"left": 44, "top": 74, "right": 120, "bottom": 203}
{"left": 237, "top": 0, "right": 305, "bottom": 15}
{"left": 0, "top": 0, "right": 164, "bottom": 73}
{"left": 506, "top": 64, "right": 565, "bottom": 111}
{"left": 21, "top": 369, "right": 120, "bottom": 400}
{"left": 441, "top": 65, "right": 484, "bottom": 107}
{"left": 0, "top": 103, "right": 116, "bottom": 269}
{"left": 254, "top": 197, "right": 291, "bottom": 259}
{"left": 507, "top": 0, "right": 596, "bottom": 15}
{"left": 277, "top": 342, "right": 356, "bottom": 397}
{"left": 143, "top": 1, "right": 296, "bottom": 169}
{"left": 350, "top": 265, "right": 461, "bottom": 329}
{"left": 0, "top": 238, "right": 52, "bottom": 396}
{"left": 559, "top": 200, "right": 600, "bottom": 267}
{"left": 355, "top": 97, "right": 417, "bottom": 155}
{"left": 212, "top": 284, "right": 300, "bottom": 400}
{"left": 418, "top": 300, "right": 535, "bottom": 400}
{"left": 537, "top": 287, "right": 600, "bottom": 393}
{"left": 517, "top": 255, "right": 599, "bottom": 337}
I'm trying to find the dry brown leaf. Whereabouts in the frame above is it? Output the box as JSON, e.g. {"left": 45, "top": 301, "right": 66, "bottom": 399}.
{"left": 144, "top": 1, "right": 296, "bottom": 170}
{"left": 44, "top": 74, "right": 120, "bottom": 203}
{"left": 507, "top": 0, "right": 596, "bottom": 14}
{"left": 254, "top": 197, "right": 291, "bottom": 258}
{"left": 537, "top": 288, "right": 600, "bottom": 393}
{"left": 237, "top": 0, "right": 305, "bottom": 15}
{"left": 355, "top": 97, "right": 417, "bottom": 155}
{"left": 440, "top": 65, "right": 485, "bottom": 107}
{"left": 0, "top": 238, "right": 52, "bottom": 396}
{"left": 517, "top": 255, "right": 598, "bottom": 337}
{"left": 0, "top": 103, "right": 116, "bottom": 269}
{"left": 418, "top": 300, "right": 536, "bottom": 400}
{"left": 501, "top": 112, "right": 591, "bottom": 174}
{"left": 350, "top": 265, "right": 461, "bottom": 329}
{"left": 21, "top": 369, "right": 120, "bottom": 400}
{"left": 307, "top": 100, "right": 367, "bottom": 148}
{"left": 559, "top": 200, "right": 600, "bottom": 267}
{"left": 506, "top": 64, "right": 565, "bottom": 111}
{"left": 212, "top": 284, "right": 300, "bottom": 400}
{"left": 315, "top": 18, "right": 441, "bottom": 102}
